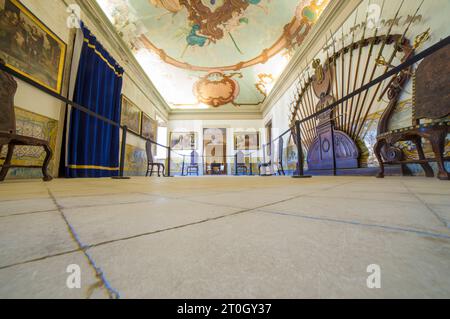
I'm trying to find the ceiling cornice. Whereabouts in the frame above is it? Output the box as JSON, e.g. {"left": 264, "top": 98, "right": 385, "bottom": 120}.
{"left": 169, "top": 109, "right": 263, "bottom": 121}
{"left": 77, "top": 0, "right": 171, "bottom": 121}
{"left": 260, "top": 0, "right": 363, "bottom": 117}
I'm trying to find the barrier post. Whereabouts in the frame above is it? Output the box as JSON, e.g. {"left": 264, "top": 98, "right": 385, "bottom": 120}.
{"left": 293, "top": 121, "right": 312, "bottom": 179}
{"left": 166, "top": 147, "right": 172, "bottom": 177}
{"left": 181, "top": 155, "right": 186, "bottom": 176}
{"left": 112, "top": 125, "right": 131, "bottom": 180}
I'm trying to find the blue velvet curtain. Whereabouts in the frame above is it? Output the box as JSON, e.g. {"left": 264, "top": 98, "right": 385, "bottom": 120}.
{"left": 66, "top": 23, "right": 124, "bottom": 178}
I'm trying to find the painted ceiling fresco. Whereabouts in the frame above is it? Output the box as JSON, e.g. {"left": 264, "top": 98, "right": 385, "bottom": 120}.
{"left": 96, "top": 0, "right": 330, "bottom": 110}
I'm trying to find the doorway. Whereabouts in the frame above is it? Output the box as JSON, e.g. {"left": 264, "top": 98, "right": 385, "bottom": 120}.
{"left": 203, "top": 128, "right": 227, "bottom": 175}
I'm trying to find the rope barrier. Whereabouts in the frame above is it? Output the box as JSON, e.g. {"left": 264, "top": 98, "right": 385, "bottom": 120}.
{"left": 262, "top": 126, "right": 295, "bottom": 149}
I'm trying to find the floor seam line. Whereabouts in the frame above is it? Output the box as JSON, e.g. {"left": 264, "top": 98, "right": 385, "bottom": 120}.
{"left": 85, "top": 209, "right": 257, "bottom": 249}
{"left": 0, "top": 209, "right": 59, "bottom": 218}
{"left": 85, "top": 181, "right": 355, "bottom": 249}
{"left": 0, "top": 249, "right": 80, "bottom": 271}
{"left": 46, "top": 188, "right": 121, "bottom": 299}
{"left": 172, "top": 180, "right": 357, "bottom": 211}
{"left": 401, "top": 181, "right": 449, "bottom": 228}
{"left": 59, "top": 198, "right": 162, "bottom": 211}
{"left": 258, "top": 210, "right": 450, "bottom": 240}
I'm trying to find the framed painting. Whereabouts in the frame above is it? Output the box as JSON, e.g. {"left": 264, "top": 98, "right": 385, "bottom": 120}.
{"left": 120, "top": 95, "right": 141, "bottom": 135}
{"left": 170, "top": 132, "right": 197, "bottom": 150}
{"left": 141, "top": 113, "right": 157, "bottom": 141}
{"left": 0, "top": 0, "right": 66, "bottom": 94}
{"left": 234, "top": 132, "right": 260, "bottom": 150}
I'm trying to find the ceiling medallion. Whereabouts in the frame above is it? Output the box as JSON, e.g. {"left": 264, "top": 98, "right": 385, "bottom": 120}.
{"left": 193, "top": 71, "right": 241, "bottom": 107}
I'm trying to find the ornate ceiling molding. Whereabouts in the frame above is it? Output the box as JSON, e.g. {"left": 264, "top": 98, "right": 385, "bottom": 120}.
{"left": 80, "top": 0, "right": 359, "bottom": 119}
{"left": 169, "top": 109, "right": 263, "bottom": 120}
{"left": 139, "top": 1, "right": 324, "bottom": 72}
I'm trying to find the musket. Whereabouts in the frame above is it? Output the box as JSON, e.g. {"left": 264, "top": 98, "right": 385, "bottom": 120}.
{"left": 329, "top": 31, "right": 341, "bottom": 130}
{"left": 340, "top": 29, "right": 346, "bottom": 134}
{"left": 351, "top": 0, "right": 396, "bottom": 140}
{"left": 348, "top": 1, "right": 371, "bottom": 135}
{"left": 355, "top": 0, "right": 423, "bottom": 139}
{"left": 376, "top": 1, "right": 425, "bottom": 102}
{"left": 344, "top": 9, "right": 359, "bottom": 135}
{"left": 307, "top": 67, "right": 321, "bottom": 147}
{"left": 300, "top": 70, "right": 317, "bottom": 145}
{"left": 325, "top": 34, "right": 334, "bottom": 98}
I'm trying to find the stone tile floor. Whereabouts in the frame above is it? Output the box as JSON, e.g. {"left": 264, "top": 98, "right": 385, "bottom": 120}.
{"left": 0, "top": 176, "right": 449, "bottom": 298}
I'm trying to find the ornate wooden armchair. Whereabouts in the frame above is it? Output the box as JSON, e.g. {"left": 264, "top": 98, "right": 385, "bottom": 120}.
{"left": 375, "top": 45, "right": 450, "bottom": 180}
{"left": 0, "top": 62, "right": 53, "bottom": 182}
{"left": 145, "top": 140, "right": 165, "bottom": 177}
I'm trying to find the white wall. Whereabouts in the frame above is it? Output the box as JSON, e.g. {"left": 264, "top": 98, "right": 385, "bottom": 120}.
{"left": 168, "top": 119, "right": 265, "bottom": 174}
{"left": 7, "top": 0, "right": 169, "bottom": 177}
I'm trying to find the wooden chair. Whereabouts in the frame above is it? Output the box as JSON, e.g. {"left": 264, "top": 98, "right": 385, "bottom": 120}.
{"left": 375, "top": 45, "right": 450, "bottom": 180}
{"left": 186, "top": 151, "right": 199, "bottom": 176}
{"left": 0, "top": 61, "right": 53, "bottom": 182}
{"left": 235, "top": 151, "right": 248, "bottom": 175}
{"left": 145, "top": 140, "right": 165, "bottom": 177}
{"left": 258, "top": 160, "right": 271, "bottom": 176}
{"left": 210, "top": 163, "right": 223, "bottom": 175}
{"left": 258, "top": 143, "right": 273, "bottom": 176}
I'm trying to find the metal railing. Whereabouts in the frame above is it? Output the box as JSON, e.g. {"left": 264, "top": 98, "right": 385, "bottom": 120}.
{"left": 2, "top": 36, "right": 448, "bottom": 179}
{"left": 0, "top": 63, "right": 172, "bottom": 179}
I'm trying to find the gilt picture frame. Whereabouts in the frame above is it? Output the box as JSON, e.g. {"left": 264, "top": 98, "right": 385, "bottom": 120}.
{"left": 0, "top": 0, "right": 67, "bottom": 94}
{"left": 141, "top": 112, "right": 157, "bottom": 141}
{"left": 170, "top": 132, "right": 197, "bottom": 150}
{"left": 120, "top": 95, "right": 141, "bottom": 135}
{"left": 234, "top": 132, "right": 260, "bottom": 151}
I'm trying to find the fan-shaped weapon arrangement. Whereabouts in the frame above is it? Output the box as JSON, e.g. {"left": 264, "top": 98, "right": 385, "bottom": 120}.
{"left": 288, "top": 0, "right": 449, "bottom": 179}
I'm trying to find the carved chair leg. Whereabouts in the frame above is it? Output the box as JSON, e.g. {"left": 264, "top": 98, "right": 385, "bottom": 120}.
{"left": 161, "top": 164, "right": 166, "bottom": 177}
{"left": 429, "top": 132, "right": 450, "bottom": 180}
{"left": 158, "top": 165, "right": 161, "bottom": 177}
{"left": 41, "top": 144, "right": 53, "bottom": 182}
{"left": 150, "top": 165, "right": 154, "bottom": 177}
{"left": 0, "top": 144, "right": 15, "bottom": 182}
{"left": 413, "top": 137, "right": 434, "bottom": 178}
{"left": 374, "top": 140, "right": 385, "bottom": 178}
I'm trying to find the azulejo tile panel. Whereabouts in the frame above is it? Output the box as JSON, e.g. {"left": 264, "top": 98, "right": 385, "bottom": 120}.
{"left": 1, "top": 107, "right": 58, "bottom": 179}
